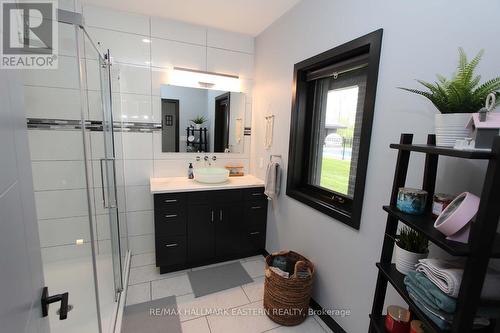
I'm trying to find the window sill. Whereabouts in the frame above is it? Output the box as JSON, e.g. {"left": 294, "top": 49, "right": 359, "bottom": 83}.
{"left": 286, "top": 187, "right": 359, "bottom": 230}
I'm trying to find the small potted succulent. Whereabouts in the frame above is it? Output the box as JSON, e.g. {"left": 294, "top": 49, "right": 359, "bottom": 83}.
{"left": 395, "top": 226, "right": 429, "bottom": 275}
{"left": 191, "top": 115, "right": 207, "bottom": 129}
{"left": 399, "top": 48, "right": 500, "bottom": 147}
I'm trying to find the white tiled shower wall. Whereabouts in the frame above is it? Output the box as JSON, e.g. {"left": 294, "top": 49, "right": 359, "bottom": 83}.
{"left": 26, "top": 3, "right": 255, "bottom": 257}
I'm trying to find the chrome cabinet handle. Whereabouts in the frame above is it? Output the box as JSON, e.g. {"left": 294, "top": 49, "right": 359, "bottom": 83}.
{"left": 165, "top": 199, "right": 177, "bottom": 203}
{"left": 251, "top": 193, "right": 262, "bottom": 196}
{"left": 219, "top": 209, "right": 223, "bottom": 221}
{"left": 165, "top": 243, "right": 178, "bottom": 248}
{"left": 251, "top": 206, "right": 261, "bottom": 209}
{"left": 165, "top": 214, "right": 178, "bottom": 218}
{"left": 250, "top": 231, "right": 260, "bottom": 235}
{"left": 211, "top": 210, "right": 214, "bottom": 222}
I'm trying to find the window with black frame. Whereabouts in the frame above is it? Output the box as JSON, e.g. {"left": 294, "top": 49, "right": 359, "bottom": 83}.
{"left": 286, "top": 30, "right": 382, "bottom": 229}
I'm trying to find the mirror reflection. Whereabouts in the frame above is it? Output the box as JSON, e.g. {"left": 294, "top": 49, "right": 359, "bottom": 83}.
{"left": 160, "top": 84, "right": 246, "bottom": 153}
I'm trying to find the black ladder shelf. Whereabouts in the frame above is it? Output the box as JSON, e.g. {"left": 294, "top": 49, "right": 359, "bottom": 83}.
{"left": 368, "top": 133, "right": 500, "bottom": 333}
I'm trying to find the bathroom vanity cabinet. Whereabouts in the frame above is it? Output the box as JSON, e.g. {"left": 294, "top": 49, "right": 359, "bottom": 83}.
{"left": 153, "top": 186, "right": 268, "bottom": 274}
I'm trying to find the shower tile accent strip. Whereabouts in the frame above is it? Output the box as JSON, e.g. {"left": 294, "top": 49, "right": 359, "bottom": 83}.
{"left": 27, "top": 118, "right": 162, "bottom": 133}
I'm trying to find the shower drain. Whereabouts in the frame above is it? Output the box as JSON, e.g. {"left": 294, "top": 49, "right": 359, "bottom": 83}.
{"left": 57, "top": 304, "right": 74, "bottom": 315}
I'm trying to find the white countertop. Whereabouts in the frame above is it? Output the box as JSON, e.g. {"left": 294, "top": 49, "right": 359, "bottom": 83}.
{"left": 150, "top": 175, "right": 265, "bottom": 194}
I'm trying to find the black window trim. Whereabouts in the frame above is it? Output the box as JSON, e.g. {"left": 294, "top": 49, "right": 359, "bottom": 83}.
{"left": 286, "top": 29, "right": 383, "bottom": 230}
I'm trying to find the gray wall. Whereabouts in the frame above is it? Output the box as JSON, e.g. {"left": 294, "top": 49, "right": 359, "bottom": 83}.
{"left": 251, "top": 0, "right": 500, "bottom": 331}
{"left": 0, "top": 71, "right": 48, "bottom": 332}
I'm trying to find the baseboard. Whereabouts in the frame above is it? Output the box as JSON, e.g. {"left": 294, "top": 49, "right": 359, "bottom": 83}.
{"left": 309, "top": 299, "right": 347, "bottom": 333}
{"left": 260, "top": 249, "right": 347, "bottom": 333}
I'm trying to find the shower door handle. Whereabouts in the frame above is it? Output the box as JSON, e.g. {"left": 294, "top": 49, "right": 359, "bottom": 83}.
{"left": 41, "top": 287, "right": 69, "bottom": 320}
{"left": 100, "top": 158, "right": 117, "bottom": 209}
{"left": 99, "top": 158, "right": 107, "bottom": 208}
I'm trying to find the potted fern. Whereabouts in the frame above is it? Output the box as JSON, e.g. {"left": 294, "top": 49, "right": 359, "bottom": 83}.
{"left": 395, "top": 226, "right": 429, "bottom": 275}
{"left": 191, "top": 115, "right": 207, "bottom": 129}
{"left": 399, "top": 48, "right": 500, "bottom": 147}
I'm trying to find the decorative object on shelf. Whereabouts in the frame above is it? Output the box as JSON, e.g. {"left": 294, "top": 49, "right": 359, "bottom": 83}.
{"left": 397, "top": 188, "right": 428, "bottom": 215}
{"left": 431, "top": 193, "right": 456, "bottom": 218}
{"left": 384, "top": 305, "right": 411, "bottom": 333}
{"left": 434, "top": 192, "right": 480, "bottom": 243}
{"left": 410, "top": 320, "right": 427, "bottom": 333}
{"left": 399, "top": 48, "right": 500, "bottom": 147}
{"left": 453, "top": 137, "right": 476, "bottom": 150}
{"left": 395, "top": 226, "right": 429, "bottom": 275}
{"left": 190, "top": 115, "right": 208, "bottom": 129}
{"left": 224, "top": 165, "right": 244, "bottom": 177}
{"left": 467, "top": 93, "right": 500, "bottom": 149}
{"left": 265, "top": 115, "right": 274, "bottom": 149}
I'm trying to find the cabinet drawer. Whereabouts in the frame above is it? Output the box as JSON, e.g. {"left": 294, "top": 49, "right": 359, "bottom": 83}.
{"left": 188, "top": 189, "right": 243, "bottom": 204}
{"left": 154, "top": 210, "right": 186, "bottom": 236}
{"left": 156, "top": 234, "right": 187, "bottom": 266}
{"left": 154, "top": 193, "right": 186, "bottom": 211}
{"left": 245, "top": 201, "right": 268, "bottom": 230}
{"left": 244, "top": 187, "right": 266, "bottom": 201}
{"left": 241, "top": 229, "right": 266, "bottom": 254}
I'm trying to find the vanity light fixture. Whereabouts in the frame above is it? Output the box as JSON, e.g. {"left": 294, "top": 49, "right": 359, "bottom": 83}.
{"left": 169, "top": 67, "right": 241, "bottom": 92}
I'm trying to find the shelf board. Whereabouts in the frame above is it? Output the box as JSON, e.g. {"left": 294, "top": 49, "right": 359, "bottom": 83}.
{"left": 376, "top": 263, "right": 449, "bottom": 333}
{"left": 389, "top": 143, "right": 493, "bottom": 159}
{"left": 383, "top": 206, "right": 500, "bottom": 258}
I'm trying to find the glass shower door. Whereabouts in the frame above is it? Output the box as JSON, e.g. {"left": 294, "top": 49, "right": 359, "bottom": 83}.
{"left": 98, "top": 51, "right": 123, "bottom": 299}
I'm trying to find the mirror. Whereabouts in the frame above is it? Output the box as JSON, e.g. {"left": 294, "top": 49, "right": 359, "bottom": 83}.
{"left": 160, "top": 84, "right": 246, "bottom": 153}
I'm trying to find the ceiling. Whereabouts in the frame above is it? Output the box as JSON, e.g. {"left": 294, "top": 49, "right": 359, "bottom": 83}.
{"left": 81, "top": 0, "right": 301, "bottom": 36}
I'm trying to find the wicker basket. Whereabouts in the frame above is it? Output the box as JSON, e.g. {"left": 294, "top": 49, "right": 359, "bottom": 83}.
{"left": 263, "top": 251, "right": 315, "bottom": 326}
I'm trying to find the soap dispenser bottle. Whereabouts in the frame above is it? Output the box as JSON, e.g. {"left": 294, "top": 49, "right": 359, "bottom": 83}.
{"left": 188, "top": 163, "right": 194, "bottom": 179}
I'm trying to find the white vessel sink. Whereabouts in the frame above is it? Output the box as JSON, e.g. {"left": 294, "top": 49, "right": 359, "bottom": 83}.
{"left": 194, "top": 167, "right": 230, "bottom": 184}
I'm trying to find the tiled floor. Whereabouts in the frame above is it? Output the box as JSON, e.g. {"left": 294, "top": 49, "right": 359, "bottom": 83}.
{"left": 126, "top": 254, "right": 334, "bottom": 333}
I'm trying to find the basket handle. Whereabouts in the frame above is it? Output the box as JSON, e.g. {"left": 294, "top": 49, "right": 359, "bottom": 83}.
{"left": 292, "top": 260, "right": 311, "bottom": 279}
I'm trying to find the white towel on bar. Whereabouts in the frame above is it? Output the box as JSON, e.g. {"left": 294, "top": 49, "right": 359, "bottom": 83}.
{"left": 416, "top": 258, "right": 500, "bottom": 299}
{"left": 264, "top": 161, "right": 281, "bottom": 201}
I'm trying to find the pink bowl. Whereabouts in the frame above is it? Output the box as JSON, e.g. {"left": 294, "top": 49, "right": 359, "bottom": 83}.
{"left": 434, "top": 192, "right": 480, "bottom": 242}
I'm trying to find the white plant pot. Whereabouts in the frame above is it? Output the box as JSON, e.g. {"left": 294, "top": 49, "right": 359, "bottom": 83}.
{"left": 395, "top": 244, "right": 428, "bottom": 275}
{"left": 194, "top": 124, "right": 201, "bottom": 130}
{"left": 435, "top": 113, "right": 473, "bottom": 147}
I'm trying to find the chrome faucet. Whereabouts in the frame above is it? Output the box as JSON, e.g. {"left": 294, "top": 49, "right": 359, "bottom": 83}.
{"left": 204, "top": 156, "right": 211, "bottom": 166}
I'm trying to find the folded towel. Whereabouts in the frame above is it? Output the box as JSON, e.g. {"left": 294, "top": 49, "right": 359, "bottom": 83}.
{"left": 407, "top": 292, "right": 451, "bottom": 330}
{"left": 404, "top": 271, "right": 456, "bottom": 313}
{"left": 408, "top": 292, "right": 493, "bottom": 330}
{"left": 264, "top": 161, "right": 281, "bottom": 200}
{"left": 416, "top": 258, "right": 500, "bottom": 299}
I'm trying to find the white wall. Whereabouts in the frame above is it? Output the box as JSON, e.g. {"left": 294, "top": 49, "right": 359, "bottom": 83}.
{"left": 82, "top": 5, "right": 256, "bottom": 254}
{"left": 252, "top": 1, "right": 500, "bottom": 331}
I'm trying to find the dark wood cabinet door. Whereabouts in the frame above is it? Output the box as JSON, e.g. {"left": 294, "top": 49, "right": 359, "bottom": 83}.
{"left": 187, "top": 204, "right": 215, "bottom": 265}
{"left": 215, "top": 203, "right": 244, "bottom": 258}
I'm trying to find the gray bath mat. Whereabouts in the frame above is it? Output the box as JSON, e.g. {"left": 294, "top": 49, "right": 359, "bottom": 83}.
{"left": 188, "top": 262, "right": 253, "bottom": 297}
{"left": 121, "top": 296, "right": 181, "bottom": 333}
